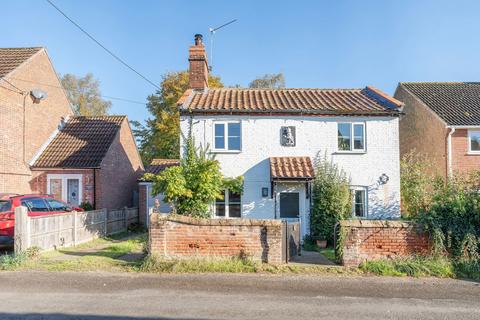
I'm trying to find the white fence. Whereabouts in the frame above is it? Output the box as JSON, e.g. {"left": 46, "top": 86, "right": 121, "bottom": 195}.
{"left": 14, "top": 207, "right": 139, "bottom": 253}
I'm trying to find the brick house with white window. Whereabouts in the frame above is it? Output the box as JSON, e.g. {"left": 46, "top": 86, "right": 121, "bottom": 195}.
{"left": 0, "top": 47, "right": 143, "bottom": 208}
{"left": 395, "top": 82, "right": 480, "bottom": 178}
{"left": 172, "top": 35, "right": 403, "bottom": 237}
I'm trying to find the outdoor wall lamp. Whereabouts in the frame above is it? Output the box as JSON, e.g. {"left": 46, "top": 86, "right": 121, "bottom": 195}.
{"left": 379, "top": 173, "right": 389, "bottom": 185}
{"left": 261, "top": 187, "right": 269, "bottom": 197}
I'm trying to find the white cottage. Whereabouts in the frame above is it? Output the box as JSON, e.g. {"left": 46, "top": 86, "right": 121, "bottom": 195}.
{"left": 175, "top": 35, "right": 403, "bottom": 238}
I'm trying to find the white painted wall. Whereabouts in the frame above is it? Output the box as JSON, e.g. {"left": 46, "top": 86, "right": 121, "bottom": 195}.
{"left": 180, "top": 115, "right": 401, "bottom": 231}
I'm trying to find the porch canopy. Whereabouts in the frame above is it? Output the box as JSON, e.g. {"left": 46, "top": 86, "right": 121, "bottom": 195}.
{"left": 269, "top": 157, "right": 315, "bottom": 182}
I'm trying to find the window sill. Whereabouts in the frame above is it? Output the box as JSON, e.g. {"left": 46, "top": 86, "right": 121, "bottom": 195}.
{"left": 211, "top": 150, "right": 242, "bottom": 154}
{"left": 333, "top": 151, "right": 367, "bottom": 155}
{"left": 467, "top": 152, "right": 480, "bottom": 155}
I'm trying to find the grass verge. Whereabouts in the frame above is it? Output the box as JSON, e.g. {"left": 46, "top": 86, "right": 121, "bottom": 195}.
{"left": 139, "top": 254, "right": 356, "bottom": 275}
{"left": 360, "top": 256, "right": 467, "bottom": 278}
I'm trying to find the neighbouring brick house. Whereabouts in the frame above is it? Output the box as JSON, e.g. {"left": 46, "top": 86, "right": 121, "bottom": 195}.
{"left": 170, "top": 35, "right": 404, "bottom": 239}
{"left": 0, "top": 47, "right": 143, "bottom": 208}
{"left": 30, "top": 116, "right": 144, "bottom": 209}
{"left": 0, "top": 47, "right": 73, "bottom": 193}
{"left": 395, "top": 82, "right": 480, "bottom": 178}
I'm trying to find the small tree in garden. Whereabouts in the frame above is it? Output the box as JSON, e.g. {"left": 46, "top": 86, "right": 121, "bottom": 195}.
{"left": 310, "top": 153, "right": 352, "bottom": 244}
{"left": 400, "top": 151, "right": 440, "bottom": 218}
{"left": 144, "top": 120, "right": 243, "bottom": 218}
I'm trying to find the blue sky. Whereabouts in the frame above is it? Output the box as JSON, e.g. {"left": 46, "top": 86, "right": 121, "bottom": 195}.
{"left": 3, "top": 0, "right": 480, "bottom": 123}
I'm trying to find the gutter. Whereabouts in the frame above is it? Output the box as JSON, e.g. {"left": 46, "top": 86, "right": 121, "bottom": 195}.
{"left": 447, "top": 127, "right": 456, "bottom": 178}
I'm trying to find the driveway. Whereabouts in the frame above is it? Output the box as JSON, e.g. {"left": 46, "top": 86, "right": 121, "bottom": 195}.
{"left": 0, "top": 271, "right": 479, "bottom": 319}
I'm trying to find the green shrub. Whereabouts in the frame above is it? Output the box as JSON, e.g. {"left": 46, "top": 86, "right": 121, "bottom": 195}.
{"left": 415, "top": 172, "right": 480, "bottom": 261}
{"left": 144, "top": 119, "right": 243, "bottom": 218}
{"left": 79, "top": 201, "right": 93, "bottom": 211}
{"left": 310, "top": 153, "right": 351, "bottom": 245}
{"left": 0, "top": 252, "right": 28, "bottom": 270}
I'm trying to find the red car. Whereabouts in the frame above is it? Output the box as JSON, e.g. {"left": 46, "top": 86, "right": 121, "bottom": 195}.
{"left": 0, "top": 194, "right": 83, "bottom": 247}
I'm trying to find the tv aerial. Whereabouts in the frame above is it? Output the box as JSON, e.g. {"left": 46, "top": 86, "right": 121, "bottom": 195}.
{"left": 209, "top": 19, "right": 237, "bottom": 71}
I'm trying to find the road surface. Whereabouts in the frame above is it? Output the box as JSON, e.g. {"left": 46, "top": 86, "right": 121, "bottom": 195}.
{"left": 0, "top": 271, "right": 479, "bottom": 319}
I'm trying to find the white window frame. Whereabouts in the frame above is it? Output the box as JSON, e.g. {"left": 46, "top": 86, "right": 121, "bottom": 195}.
{"left": 351, "top": 186, "right": 368, "bottom": 218}
{"left": 46, "top": 174, "right": 83, "bottom": 204}
{"left": 212, "top": 121, "right": 242, "bottom": 153}
{"left": 214, "top": 190, "right": 242, "bottom": 218}
{"left": 468, "top": 130, "right": 480, "bottom": 154}
{"left": 337, "top": 122, "right": 366, "bottom": 153}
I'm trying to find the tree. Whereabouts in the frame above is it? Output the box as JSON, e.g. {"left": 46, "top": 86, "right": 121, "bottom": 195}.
{"left": 249, "top": 73, "right": 285, "bottom": 89}
{"left": 133, "top": 71, "right": 223, "bottom": 164}
{"left": 61, "top": 73, "right": 111, "bottom": 116}
{"left": 144, "top": 120, "right": 243, "bottom": 218}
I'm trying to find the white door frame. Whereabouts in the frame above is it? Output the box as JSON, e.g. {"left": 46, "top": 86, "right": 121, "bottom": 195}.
{"left": 46, "top": 173, "right": 83, "bottom": 204}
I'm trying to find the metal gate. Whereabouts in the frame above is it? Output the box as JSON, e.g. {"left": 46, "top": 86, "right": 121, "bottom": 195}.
{"left": 282, "top": 221, "right": 301, "bottom": 263}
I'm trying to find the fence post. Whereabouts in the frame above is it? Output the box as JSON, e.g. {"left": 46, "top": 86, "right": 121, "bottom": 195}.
{"left": 73, "top": 210, "right": 78, "bottom": 246}
{"left": 104, "top": 208, "right": 108, "bottom": 236}
{"left": 14, "top": 206, "right": 29, "bottom": 254}
{"left": 123, "top": 207, "right": 127, "bottom": 231}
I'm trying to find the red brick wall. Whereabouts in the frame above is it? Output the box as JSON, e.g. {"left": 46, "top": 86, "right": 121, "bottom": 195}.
{"left": 30, "top": 169, "right": 95, "bottom": 205}
{"left": 98, "top": 118, "right": 144, "bottom": 209}
{"left": 0, "top": 49, "right": 73, "bottom": 193}
{"left": 451, "top": 129, "right": 480, "bottom": 175}
{"left": 149, "top": 215, "right": 283, "bottom": 264}
{"left": 340, "top": 220, "right": 430, "bottom": 267}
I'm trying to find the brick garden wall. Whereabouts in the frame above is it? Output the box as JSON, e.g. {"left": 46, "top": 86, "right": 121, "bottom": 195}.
{"left": 149, "top": 214, "right": 284, "bottom": 264}
{"left": 340, "top": 220, "right": 430, "bottom": 267}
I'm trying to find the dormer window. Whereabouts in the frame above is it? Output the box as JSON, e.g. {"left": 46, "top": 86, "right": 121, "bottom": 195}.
{"left": 213, "top": 121, "right": 241, "bottom": 152}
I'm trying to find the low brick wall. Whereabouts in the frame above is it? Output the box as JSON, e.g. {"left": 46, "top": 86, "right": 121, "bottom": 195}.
{"left": 340, "top": 220, "right": 430, "bottom": 267}
{"left": 149, "top": 214, "right": 283, "bottom": 264}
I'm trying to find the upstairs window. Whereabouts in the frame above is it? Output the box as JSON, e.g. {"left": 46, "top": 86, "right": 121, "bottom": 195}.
{"left": 214, "top": 122, "right": 241, "bottom": 151}
{"left": 468, "top": 130, "right": 480, "bottom": 153}
{"left": 338, "top": 123, "right": 365, "bottom": 152}
{"left": 215, "top": 190, "right": 242, "bottom": 218}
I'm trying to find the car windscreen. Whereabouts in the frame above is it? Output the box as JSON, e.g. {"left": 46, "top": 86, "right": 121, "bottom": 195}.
{"left": 0, "top": 200, "right": 12, "bottom": 212}
{"left": 20, "top": 198, "right": 50, "bottom": 212}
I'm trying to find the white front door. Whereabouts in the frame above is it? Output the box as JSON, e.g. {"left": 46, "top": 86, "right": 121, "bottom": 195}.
{"left": 47, "top": 174, "right": 83, "bottom": 206}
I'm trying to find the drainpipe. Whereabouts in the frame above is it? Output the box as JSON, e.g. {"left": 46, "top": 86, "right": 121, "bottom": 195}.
{"left": 447, "top": 127, "right": 456, "bottom": 178}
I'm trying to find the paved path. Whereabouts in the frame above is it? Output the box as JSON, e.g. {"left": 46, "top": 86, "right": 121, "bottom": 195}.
{"left": 290, "top": 250, "right": 336, "bottom": 266}
{"left": 0, "top": 271, "right": 479, "bottom": 319}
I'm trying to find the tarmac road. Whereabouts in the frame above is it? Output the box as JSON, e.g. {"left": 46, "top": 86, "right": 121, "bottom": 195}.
{"left": 0, "top": 271, "right": 479, "bottom": 319}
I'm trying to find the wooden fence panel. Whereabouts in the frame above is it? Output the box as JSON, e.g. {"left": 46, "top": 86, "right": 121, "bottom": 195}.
{"left": 14, "top": 207, "right": 139, "bottom": 252}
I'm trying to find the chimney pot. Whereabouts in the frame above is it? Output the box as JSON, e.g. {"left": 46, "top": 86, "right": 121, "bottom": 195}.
{"left": 194, "top": 34, "right": 203, "bottom": 45}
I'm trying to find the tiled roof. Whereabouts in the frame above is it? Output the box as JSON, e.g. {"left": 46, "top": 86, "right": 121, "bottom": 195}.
{"left": 180, "top": 86, "right": 403, "bottom": 115}
{"left": 270, "top": 157, "right": 314, "bottom": 180}
{"left": 145, "top": 159, "right": 180, "bottom": 175}
{"left": 32, "top": 116, "right": 126, "bottom": 168}
{"left": 0, "top": 47, "right": 42, "bottom": 78}
{"left": 401, "top": 82, "right": 480, "bottom": 126}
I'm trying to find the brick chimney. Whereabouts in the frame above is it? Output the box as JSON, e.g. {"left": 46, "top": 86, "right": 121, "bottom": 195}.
{"left": 188, "top": 34, "right": 209, "bottom": 90}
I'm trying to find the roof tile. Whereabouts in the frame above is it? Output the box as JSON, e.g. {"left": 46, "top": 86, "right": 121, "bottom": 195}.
{"left": 180, "top": 87, "right": 402, "bottom": 115}
{"left": 32, "top": 116, "right": 126, "bottom": 168}
{"left": 0, "top": 47, "right": 42, "bottom": 78}
{"left": 270, "top": 157, "right": 314, "bottom": 180}
{"left": 401, "top": 82, "right": 480, "bottom": 126}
